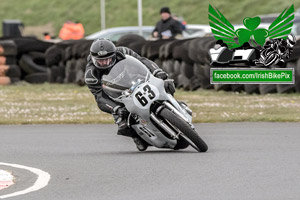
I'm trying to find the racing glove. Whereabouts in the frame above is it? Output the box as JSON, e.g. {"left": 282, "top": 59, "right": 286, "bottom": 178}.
{"left": 153, "top": 69, "right": 168, "bottom": 80}
{"left": 113, "top": 106, "right": 129, "bottom": 119}
{"left": 164, "top": 79, "right": 176, "bottom": 95}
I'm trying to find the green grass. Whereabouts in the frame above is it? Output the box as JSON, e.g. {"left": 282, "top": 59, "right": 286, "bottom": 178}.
{"left": 1, "top": 0, "right": 300, "bottom": 37}
{"left": 1, "top": 83, "right": 300, "bottom": 124}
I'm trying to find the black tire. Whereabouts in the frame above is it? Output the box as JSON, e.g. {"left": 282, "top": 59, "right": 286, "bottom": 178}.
{"left": 189, "top": 76, "right": 201, "bottom": 91}
{"left": 147, "top": 39, "right": 173, "bottom": 60}
{"left": 259, "top": 84, "right": 277, "bottom": 94}
{"left": 172, "top": 60, "right": 181, "bottom": 87}
{"left": 0, "top": 40, "right": 17, "bottom": 56}
{"left": 75, "top": 58, "right": 86, "bottom": 86}
{"left": 159, "top": 107, "right": 208, "bottom": 152}
{"left": 193, "top": 63, "right": 211, "bottom": 90}
{"left": 244, "top": 84, "right": 259, "bottom": 94}
{"left": 288, "top": 40, "right": 300, "bottom": 62}
{"left": 161, "top": 60, "right": 168, "bottom": 72}
{"left": 19, "top": 54, "right": 47, "bottom": 74}
{"left": 202, "top": 64, "right": 214, "bottom": 89}
{"left": 116, "top": 34, "right": 145, "bottom": 47}
{"left": 159, "top": 42, "right": 167, "bottom": 60}
{"left": 57, "top": 65, "right": 66, "bottom": 83}
{"left": 75, "top": 70, "right": 85, "bottom": 86}
{"left": 12, "top": 38, "right": 53, "bottom": 55}
{"left": 178, "top": 62, "right": 194, "bottom": 91}
{"left": 214, "top": 84, "right": 232, "bottom": 91}
{"left": 45, "top": 45, "right": 65, "bottom": 66}
{"left": 188, "top": 38, "right": 202, "bottom": 63}
{"left": 193, "top": 37, "right": 214, "bottom": 64}
{"left": 165, "top": 40, "right": 182, "bottom": 59}
{"left": 28, "top": 51, "right": 46, "bottom": 60}
{"left": 50, "top": 65, "right": 60, "bottom": 83}
{"left": 64, "top": 59, "right": 77, "bottom": 83}
{"left": 75, "top": 58, "right": 86, "bottom": 71}
{"left": 141, "top": 41, "right": 153, "bottom": 57}
{"left": 64, "top": 46, "right": 73, "bottom": 62}
{"left": 24, "top": 71, "right": 50, "bottom": 83}
{"left": 71, "top": 40, "right": 93, "bottom": 59}
{"left": 154, "top": 58, "right": 162, "bottom": 68}
{"left": 231, "top": 84, "right": 244, "bottom": 92}
{"left": 0, "top": 56, "right": 16, "bottom": 65}
{"left": 10, "top": 77, "right": 20, "bottom": 83}
{"left": 5, "top": 64, "right": 21, "bottom": 78}
{"left": 276, "top": 84, "right": 296, "bottom": 93}
{"left": 180, "top": 61, "right": 194, "bottom": 79}
{"left": 177, "top": 74, "right": 191, "bottom": 90}
{"left": 276, "top": 62, "right": 296, "bottom": 93}
{"left": 164, "top": 59, "right": 174, "bottom": 74}
{"left": 127, "top": 41, "right": 145, "bottom": 55}
{"left": 173, "top": 39, "right": 195, "bottom": 64}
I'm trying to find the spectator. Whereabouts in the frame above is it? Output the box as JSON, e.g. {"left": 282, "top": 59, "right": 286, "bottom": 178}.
{"left": 43, "top": 32, "right": 51, "bottom": 40}
{"left": 59, "top": 21, "right": 85, "bottom": 40}
{"left": 172, "top": 14, "right": 187, "bottom": 31}
{"left": 152, "top": 7, "right": 182, "bottom": 39}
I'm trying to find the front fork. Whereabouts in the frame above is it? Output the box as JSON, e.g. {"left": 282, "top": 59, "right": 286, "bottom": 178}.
{"left": 126, "top": 99, "right": 194, "bottom": 139}
{"left": 150, "top": 100, "right": 194, "bottom": 140}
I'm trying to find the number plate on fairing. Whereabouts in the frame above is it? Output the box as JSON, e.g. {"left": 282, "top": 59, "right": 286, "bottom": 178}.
{"left": 133, "top": 83, "right": 159, "bottom": 109}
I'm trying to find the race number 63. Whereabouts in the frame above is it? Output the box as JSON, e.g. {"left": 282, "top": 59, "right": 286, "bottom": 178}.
{"left": 134, "top": 84, "right": 159, "bottom": 108}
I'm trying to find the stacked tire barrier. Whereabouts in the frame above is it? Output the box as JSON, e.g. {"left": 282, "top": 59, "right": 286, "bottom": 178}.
{"left": 45, "top": 40, "right": 93, "bottom": 85}
{"left": 117, "top": 34, "right": 300, "bottom": 94}
{"left": 0, "top": 37, "right": 91, "bottom": 85}
{"left": 0, "top": 37, "right": 53, "bottom": 84}
{"left": 1, "top": 34, "right": 300, "bottom": 94}
{"left": 0, "top": 40, "right": 21, "bottom": 85}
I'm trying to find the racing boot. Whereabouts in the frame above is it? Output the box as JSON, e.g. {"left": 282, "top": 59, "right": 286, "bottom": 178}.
{"left": 132, "top": 136, "right": 148, "bottom": 151}
{"left": 114, "top": 109, "right": 149, "bottom": 151}
{"left": 117, "top": 126, "right": 148, "bottom": 151}
{"left": 115, "top": 118, "right": 148, "bottom": 151}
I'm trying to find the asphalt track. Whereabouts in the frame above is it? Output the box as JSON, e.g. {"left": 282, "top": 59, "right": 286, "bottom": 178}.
{"left": 0, "top": 123, "right": 300, "bottom": 200}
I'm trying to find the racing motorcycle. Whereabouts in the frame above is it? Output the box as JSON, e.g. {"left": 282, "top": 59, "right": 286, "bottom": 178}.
{"left": 102, "top": 56, "right": 208, "bottom": 152}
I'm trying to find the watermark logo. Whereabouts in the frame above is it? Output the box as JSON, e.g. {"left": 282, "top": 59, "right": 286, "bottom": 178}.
{"left": 208, "top": 4, "right": 296, "bottom": 67}
{"left": 210, "top": 68, "right": 294, "bottom": 84}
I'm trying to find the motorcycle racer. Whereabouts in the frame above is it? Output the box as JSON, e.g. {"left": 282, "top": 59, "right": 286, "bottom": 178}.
{"left": 85, "top": 38, "right": 175, "bottom": 151}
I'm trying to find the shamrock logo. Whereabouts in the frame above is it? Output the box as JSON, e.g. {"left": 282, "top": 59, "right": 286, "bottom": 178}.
{"left": 235, "top": 17, "right": 269, "bottom": 46}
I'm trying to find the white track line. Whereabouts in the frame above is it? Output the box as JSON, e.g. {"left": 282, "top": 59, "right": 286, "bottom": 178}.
{"left": 0, "top": 162, "right": 50, "bottom": 199}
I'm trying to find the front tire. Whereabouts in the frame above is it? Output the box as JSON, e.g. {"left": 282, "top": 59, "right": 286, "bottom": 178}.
{"left": 159, "top": 108, "right": 208, "bottom": 152}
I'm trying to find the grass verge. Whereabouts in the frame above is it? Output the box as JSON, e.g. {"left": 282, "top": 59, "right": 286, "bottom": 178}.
{"left": 1, "top": 83, "right": 300, "bottom": 124}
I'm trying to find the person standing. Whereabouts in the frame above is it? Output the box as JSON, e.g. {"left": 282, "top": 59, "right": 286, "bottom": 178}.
{"left": 152, "top": 7, "right": 183, "bottom": 39}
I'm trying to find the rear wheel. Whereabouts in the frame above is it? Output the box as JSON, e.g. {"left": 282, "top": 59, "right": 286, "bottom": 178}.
{"left": 159, "top": 108, "right": 208, "bottom": 152}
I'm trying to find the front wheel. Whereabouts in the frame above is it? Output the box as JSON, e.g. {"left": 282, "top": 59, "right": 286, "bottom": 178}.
{"left": 159, "top": 108, "right": 208, "bottom": 152}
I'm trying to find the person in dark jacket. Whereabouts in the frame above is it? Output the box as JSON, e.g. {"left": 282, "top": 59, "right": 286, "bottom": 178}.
{"left": 152, "top": 7, "right": 183, "bottom": 39}
{"left": 85, "top": 38, "right": 175, "bottom": 151}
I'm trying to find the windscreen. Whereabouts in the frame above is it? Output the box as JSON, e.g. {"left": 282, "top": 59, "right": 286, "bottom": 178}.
{"left": 102, "top": 56, "right": 150, "bottom": 98}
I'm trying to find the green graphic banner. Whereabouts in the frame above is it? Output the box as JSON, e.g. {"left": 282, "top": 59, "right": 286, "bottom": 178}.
{"left": 211, "top": 68, "right": 294, "bottom": 84}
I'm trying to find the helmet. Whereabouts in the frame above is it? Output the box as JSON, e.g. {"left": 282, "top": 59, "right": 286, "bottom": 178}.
{"left": 286, "top": 34, "right": 296, "bottom": 48}
{"left": 90, "top": 38, "right": 117, "bottom": 70}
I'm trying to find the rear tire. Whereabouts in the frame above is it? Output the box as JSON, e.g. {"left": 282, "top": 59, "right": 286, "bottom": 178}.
{"left": 159, "top": 108, "right": 208, "bottom": 152}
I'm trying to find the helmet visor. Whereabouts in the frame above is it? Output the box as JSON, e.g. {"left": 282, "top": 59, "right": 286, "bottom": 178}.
{"left": 96, "top": 57, "right": 113, "bottom": 68}
{"left": 92, "top": 53, "right": 116, "bottom": 69}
